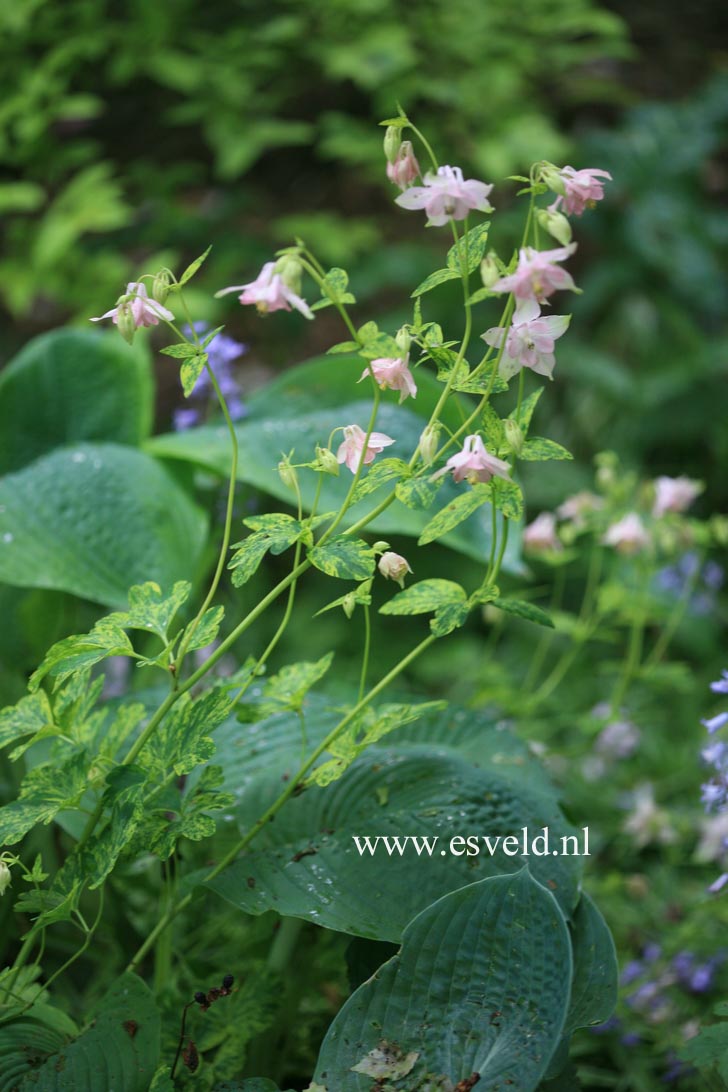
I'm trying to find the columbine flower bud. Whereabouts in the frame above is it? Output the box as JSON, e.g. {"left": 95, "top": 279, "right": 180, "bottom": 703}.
{"left": 419, "top": 424, "right": 440, "bottom": 466}
{"left": 278, "top": 456, "right": 298, "bottom": 491}
{"left": 536, "top": 207, "right": 572, "bottom": 247}
{"left": 540, "top": 163, "right": 567, "bottom": 196}
{"left": 275, "top": 255, "right": 303, "bottom": 295}
{"left": 383, "top": 126, "right": 402, "bottom": 164}
{"left": 152, "top": 269, "right": 171, "bottom": 305}
{"left": 479, "top": 253, "right": 500, "bottom": 288}
{"left": 503, "top": 419, "right": 524, "bottom": 455}
{"left": 0, "top": 860, "right": 11, "bottom": 897}
{"left": 315, "top": 445, "right": 339, "bottom": 476}
{"left": 395, "top": 326, "right": 411, "bottom": 355}
{"left": 116, "top": 301, "right": 137, "bottom": 344}
{"left": 378, "top": 551, "right": 412, "bottom": 588}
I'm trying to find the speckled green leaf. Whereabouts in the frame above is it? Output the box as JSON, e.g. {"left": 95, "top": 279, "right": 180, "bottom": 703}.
{"left": 308, "top": 537, "right": 376, "bottom": 580}
{"left": 520, "top": 437, "right": 573, "bottom": 461}
{"left": 492, "top": 597, "right": 554, "bottom": 628}
{"left": 417, "top": 484, "right": 491, "bottom": 545}
{"left": 379, "top": 578, "right": 466, "bottom": 616}
{"left": 446, "top": 221, "right": 491, "bottom": 273}
{"left": 313, "top": 871, "right": 571, "bottom": 1091}
{"left": 411, "top": 267, "right": 460, "bottom": 297}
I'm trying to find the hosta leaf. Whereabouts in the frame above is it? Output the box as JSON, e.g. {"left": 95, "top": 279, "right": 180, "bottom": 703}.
{"left": 0, "top": 444, "right": 207, "bottom": 609}
{"left": 446, "top": 221, "right": 490, "bottom": 273}
{"left": 207, "top": 741, "right": 581, "bottom": 937}
{"left": 308, "top": 537, "right": 376, "bottom": 580}
{"left": 0, "top": 329, "right": 153, "bottom": 475}
{"left": 379, "top": 578, "right": 466, "bottom": 616}
{"left": 417, "top": 484, "right": 491, "bottom": 545}
{"left": 10, "top": 973, "right": 159, "bottom": 1091}
{"left": 491, "top": 597, "right": 554, "bottom": 628}
{"left": 520, "top": 437, "right": 573, "bottom": 461}
{"left": 565, "top": 893, "right": 618, "bottom": 1034}
{"left": 411, "top": 267, "right": 461, "bottom": 297}
{"left": 313, "top": 871, "right": 571, "bottom": 1091}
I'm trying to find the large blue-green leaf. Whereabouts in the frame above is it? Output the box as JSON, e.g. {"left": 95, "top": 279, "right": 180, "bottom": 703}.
{"left": 0, "top": 329, "right": 153, "bottom": 474}
{"left": 313, "top": 871, "right": 572, "bottom": 1091}
{"left": 207, "top": 739, "right": 581, "bottom": 938}
{"left": 0, "top": 444, "right": 207, "bottom": 608}
{"left": 1, "top": 974, "right": 159, "bottom": 1091}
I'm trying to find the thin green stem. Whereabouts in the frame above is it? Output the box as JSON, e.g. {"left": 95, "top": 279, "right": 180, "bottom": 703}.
{"left": 358, "top": 602, "right": 372, "bottom": 702}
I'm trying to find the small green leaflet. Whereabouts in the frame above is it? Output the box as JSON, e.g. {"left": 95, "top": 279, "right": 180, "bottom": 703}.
{"left": 315, "top": 579, "right": 372, "bottom": 618}
{"left": 308, "top": 536, "right": 376, "bottom": 580}
{"left": 108, "top": 580, "right": 191, "bottom": 639}
{"left": 482, "top": 477, "right": 523, "bottom": 520}
{"left": 179, "top": 244, "right": 212, "bottom": 285}
{"left": 259, "top": 654, "right": 334, "bottom": 715}
{"left": 0, "top": 690, "right": 53, "bottom": 751}
{"left": 144, "top": 689, "right": 232, "bottom": 776}
{"left": 491, "top": 597, "right": 554, "bottom": 628}
{"left": 379, "top": 578, "right": 469, "bottom": 637}
{"left": 180, "top": 605, "right": 225, "bottom": 652}
{"left": 358, "top": 331, "right": 401, "bottom": 360}
{"left": 180, "top": 353, "right": 208, "bottom": 397}
{"left": 311, "top": 267, "right": 356, "bottom": 310}
{"left": 446, "top": 222, "right": 490, "bottom": 274}
{"left": 327, "top": 340, "right": 358, "bottom": 355}
{"left": 0, "top": 751, "right": 89, "bottom": 846}
{"left": 418, "top": 484, "right": 491, "bottom": 545}
{"left": 411, "top": 267, "right": 461, "bottom": 298}
{"left": 520, "top": 437, "right": 573, "bottom": 461}
{"left": 510, "top": 387, "right": 543, "bottom": 433}
{"left": 350, "top": 458, "right": 409, "bottom": 504}
{"left": 159, "top": 342, "right": 201, "bottom": 359}
{"left": 481, "top": 402, "right": 505, "bottom": 447}
{"left": 29, "top": 620, "right": 133, "bottom": 692}
{"left": 395, "top": 475, "right": 441, "bottom": 510}
{"left": 228, "top": 513, "right": 302, "bottom": 587}
{"left": 379, "top": 116, "right": 409, "bottom": 128}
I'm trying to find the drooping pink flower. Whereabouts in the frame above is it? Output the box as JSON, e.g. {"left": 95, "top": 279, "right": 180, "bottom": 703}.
{"left": 523, "top": 512, "right": 562, "bottom": 553}
{"left": 482, "top": 299, "right": 570, "bottom": 380}
{"left": 602, "top": 513, "right": 650, "bottom": 555}
{"left": 553, "top": 166, "right": 612, "bottom": 217}
{"left": 556, "top": 491, "right": 603, "bottom": 525}
{"left": 436, "top": 434, "right": 511, "bottom": 485}
{"left": 91, "top": 281, "right": 174, "bottom": 328}
{"left": 218, "top": 262, "right": 313, "bottom": 319}
{"left": 359, "top": 355, "right": 417, "bottom": 402}
{"left": 395, "top": 165, "right": 494, "bottom": 226}
{"left": 386, "top": 141, "right": 420, "bottom": 190}
{"left": 378, "top": 551, "right": 413, "bottom": 588}
{"left": 652, "top": 476, "right": 702, "bottom": 518}
{"left": 491, "top": 245, "right": 577, "bottom": 303}
{"left": 336, "top": 424, "right": 395, "bottom": 474}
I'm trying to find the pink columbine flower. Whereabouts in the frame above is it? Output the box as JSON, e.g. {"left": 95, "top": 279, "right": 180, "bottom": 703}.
{"left": 523, "top": 512, "right": 562, "bottom": 553}
{"left": 602, "top": 513, "right": 650, "bottom": 555}
{"left": 436, "top": 434, "right": 511, "bottom": 485}
{"left": 491, "top": 244, "right": 577, "bottom": 303}
{"left": 553, "top": 166, "right": 612, "bottom": 217}
{"left": 91, "top": 281, "right": 173, "bottom": 328}
{"left": 395, "top": 165, "right": 494, "bottom": 226}
{"left": 482, "top": 299, "right": 570, "bottom": 380}
{"left": 218, "top": 262, "right": 313, "bottom": 319}
{"left": 336, "top": 424, "right": 395, "bottom": 474}
{"left": 386, "top": 141, "right": 420, "bottom": 190}
{"left": 556, "top": 491, "right": 603, "bottom": 525}
{"left": 652, "top": 476, "right": 702, "bottom": 518}
{"left": 378, "top": 551, "right": 413, "bottom": 588}
{"left": 359, "top": 355, "right": 417, "bottom": 403}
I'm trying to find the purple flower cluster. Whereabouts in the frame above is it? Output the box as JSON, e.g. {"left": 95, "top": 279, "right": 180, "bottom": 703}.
{"left": 700, "top": 668, "right": 728, "bottom": 891}
{"left": 173, "top": 323, "right": 247, "bottom": 431}
{"left": 655, "top": 551, "right": 724, "bottom": 616}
